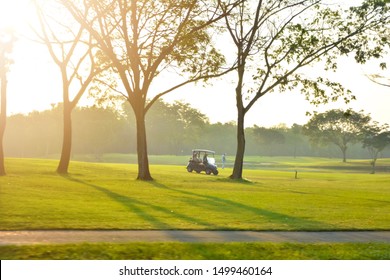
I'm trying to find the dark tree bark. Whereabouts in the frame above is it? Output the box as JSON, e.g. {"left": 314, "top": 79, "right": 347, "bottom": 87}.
{"left": 230, "top": 63, "right": 246, "bottom": 179}
{"left": 230, "top": 107, "right": 246, "bottom": 179}
{"left": 56, "top": 102, "right": 73, "bottom": 174}
{"left": 134, "top": 106, "right": 152, "bottom": 181}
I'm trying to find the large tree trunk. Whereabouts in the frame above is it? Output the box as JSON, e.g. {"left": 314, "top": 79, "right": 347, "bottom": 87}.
{"left": 0, "top": 70, "right": 6, "bottom": 176}
{"left": 135, "top": 109, "right": 153, "bottom": 181}
{"left": 230, "top": 56, "right": 246, "bottom": 180}
{"left": 230, "top": 61, "right": 246, "bottom": 180}
{"left": 57, "top": 103, "right": 72, "bottom": 174}
{"left": 230, "top": 107, "right": 246, "bottom": 179}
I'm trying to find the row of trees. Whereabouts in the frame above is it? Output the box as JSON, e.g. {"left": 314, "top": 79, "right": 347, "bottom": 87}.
{"left": 1, "top": 0, "right": 389, "bottom": 180}
{"left": 303, "top": 109, "right": 390, "bottom": 173}
{"left": 4, "top": 102, "right": 390, "bottom": 170}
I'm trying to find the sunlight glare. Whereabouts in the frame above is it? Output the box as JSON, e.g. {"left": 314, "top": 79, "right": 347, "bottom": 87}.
{"left": 0, "top": 0, "right": 32, "bottom": 31}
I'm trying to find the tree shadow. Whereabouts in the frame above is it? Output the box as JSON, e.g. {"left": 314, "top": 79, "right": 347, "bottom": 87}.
{"left": 149, "top": 181, "right": 332, "bottom": 230}
{"left": 63, "top": 175, "right": 213, "bottom": 229}
{"left": 216, "top": 177, "right": 256, "bottom": 185}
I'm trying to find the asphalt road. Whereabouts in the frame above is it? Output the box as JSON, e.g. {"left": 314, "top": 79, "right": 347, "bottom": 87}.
{"left": 1, "top": 230, "right": 390, "bottom": 245}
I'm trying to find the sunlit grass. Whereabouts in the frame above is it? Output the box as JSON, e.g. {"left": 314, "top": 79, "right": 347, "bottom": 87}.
{"left": 1, "top": 242, "right": 390, "bottom": 260}
{"left": 1, "top": 158, "right": 389, "bottom": 231}
{"left": 69, "top": 153, "right": 390, "bottom": 173}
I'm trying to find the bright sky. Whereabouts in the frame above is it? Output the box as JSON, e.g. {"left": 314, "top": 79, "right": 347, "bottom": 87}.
{"left": 2, "top": 0, "right": 390, "bottom": 128}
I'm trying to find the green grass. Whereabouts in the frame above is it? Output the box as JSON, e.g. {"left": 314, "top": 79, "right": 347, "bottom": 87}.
{"left": 241, "top": 156, "right": 390, "bottom": 172}
{"left": 1, "top": 157, "right": 390, "bottom": 260}
{"left": 67, "top": 153, "right": 390, "bottom": 174}
{"left": 1, "top": 243, "right": 390, "bottom": 260}
{"left": 1, "top": 158, "right": 389, "bottom": 231}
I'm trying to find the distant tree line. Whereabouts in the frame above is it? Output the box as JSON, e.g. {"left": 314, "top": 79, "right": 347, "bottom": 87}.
{"left": 4, "top": 101, "right": 389, "bottom": 161}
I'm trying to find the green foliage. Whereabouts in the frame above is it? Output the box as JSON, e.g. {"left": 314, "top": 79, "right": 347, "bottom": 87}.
{"left": 125, "top": 99, "right": 211, "bottom": 154}
{"left": 252, "top": 126, "right": 285, "bottom": 145}
{"left": 364, "top": 130, "right": 390, "bottom": 152}
{"left": 232, "top": 0, "right": 390, "bottom": 108}
{"left": 169, "top": 19, "right": 226, "bottom": 78}
{"left": 4, "top": 104, "right": 390, "bottom": 159}
{"left": 5, "top": 104, "right": 130, "bottom": 157}
{"left": 225, "top": 0, "right": 390, "bottom": 179}
{"left": 303, "top": 109, "right": 373, "bottom": 161}
{"left": 363, "top": 122, "right": 390, "bottom": 172}
{"left": 68, "top": 0, "right": 228, "bottom": 100}
{"left": 59, "top": 0, "right": 236, "bottom": 179}
{"left": 344, "top": 0, "right": 390, "bottom": 65}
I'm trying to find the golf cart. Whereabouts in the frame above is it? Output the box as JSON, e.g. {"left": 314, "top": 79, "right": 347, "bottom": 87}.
{"left": 187, "top": 149, "right": 219, "bottom": 175}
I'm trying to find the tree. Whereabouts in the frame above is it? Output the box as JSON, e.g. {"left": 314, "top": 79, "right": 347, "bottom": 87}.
{"left": 290, "top": 123, "right": 305, "bottom": 158}
{"left": 252, "top": 126, "right": 285, "bottom": 156}
{"left": 363, "top": 123, "right": 390, "bottom": 173}
{"left": 72, "top": 106, "right": 127, "bottom": 156}
{"left": 253, "top": 126, "right": 285, "bottom": 145}
{"left": 0, "top": 28, "right": 15, "bottom": 176}
{"left": 351, "top": 1, "right": 390, "bottom": 87}
{"left": 303, "top": 109, "right": 372, "bottom": 162}
{"left": 365, "top": 26, "right": 390, "bottom": 87}
{"left": 221, "top": 0, "right": 390, "bottom": 179}
{"left": 61, "top": 0, "right": 237, "bottom": 180}
{"left": 169, "top": 101, "right": 209, "bottom": 154}
{"left": 32, "top": 1, "right": 105, "bottom": 174}
{"left": 203, "top": 122, "right": 237, "bottom": 156}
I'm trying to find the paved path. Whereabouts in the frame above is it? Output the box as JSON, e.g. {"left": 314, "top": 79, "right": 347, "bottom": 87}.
{"left": 1, "top": 230, "right": 390, "bottom": 245}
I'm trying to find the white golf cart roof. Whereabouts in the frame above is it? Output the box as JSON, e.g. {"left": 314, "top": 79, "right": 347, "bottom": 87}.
{"left": 192, "top": 149, "right": 215, "bottom": 154}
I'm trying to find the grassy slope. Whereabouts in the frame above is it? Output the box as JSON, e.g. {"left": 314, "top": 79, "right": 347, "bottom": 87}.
{"left": 1, "top": 158, "right": 389, "bottom": 231}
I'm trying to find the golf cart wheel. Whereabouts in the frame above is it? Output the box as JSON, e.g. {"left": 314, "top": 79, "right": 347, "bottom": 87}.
{"left": 206, "top": 169, "right": 211, "bottom": 175}
{"left": 187, "top": 167, "right": 193, "bottom": 172}
{"left": 213, "top": 170, "right": 219, "bottom": 175}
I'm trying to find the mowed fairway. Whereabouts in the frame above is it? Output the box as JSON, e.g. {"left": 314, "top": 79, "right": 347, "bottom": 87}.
{"left": 1, "top": 158, "right": 389, "bottom": 231}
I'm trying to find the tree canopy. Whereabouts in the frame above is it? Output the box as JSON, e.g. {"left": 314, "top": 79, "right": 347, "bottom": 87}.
{"left": 222, "top": 0, "right": 390, "bottom": 179}
{"left": 303, "top": 109, "right": 373, "bottom": 162}
{"left": 60, "top": 0, "right": 238, "bottom": 180}
{"left": 363, "top": 122, "right": 390, "bottom": 173}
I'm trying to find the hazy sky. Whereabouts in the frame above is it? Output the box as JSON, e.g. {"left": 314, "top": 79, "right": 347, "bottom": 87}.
{"left": 2, "top": 0, "right": 390, "bottom": 128}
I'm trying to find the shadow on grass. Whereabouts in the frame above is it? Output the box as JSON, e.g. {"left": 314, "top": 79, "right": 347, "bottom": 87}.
{"left": 149, "top": 181, "right": 332, "bottom": 230}
{"left": 216, "top": 177, "right": 256, "bottom": 185}
{"left": 61, "top": 174, "right": 333, "bottom": 231}
{"left": 62, "top": 175, "right": 214, "bottom": 229}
